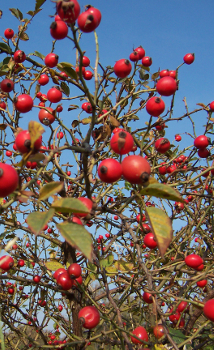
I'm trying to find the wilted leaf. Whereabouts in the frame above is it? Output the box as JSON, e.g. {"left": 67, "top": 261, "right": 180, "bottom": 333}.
{"left": 34, "top": 51, "right": 45, "bottom": 59}
{"left": 51, "top": 198, "right": 90, "bottom": 214}
{"left": 81, "top": 117, "right": 92, "bottom": 124}
{"left": 45, "top": 260, "right": 64, "bottom": 271}
{"left": 26, "top": 209, "right": 55, "bottom": 236}
{"left": 71, "top": 119, "right": 80, "bottom": 128}
{"left": 140, "top": 183, "right": 185, "bottom": 202}
{"left": 114, "top": 260, "right": 134, "bottom": 272}
{"left": 28, "top": 121, "right": 45, "bottom": 150}
{"left": 28, "top": 153, "right": 45, "bottom": 162}
{"left": 100, "top": 254, "right": 114, "bottom": 268}
{"left": 196, "top": 103, "right": 209, "bottom": 110}
{"left": 109, "top": 115, "right": 120, "bottom": 127}
{"left": 19, "top": 32, "right": 29, "bottom": 41}
{"left": 146, "top": 207, "right": 172, "bottom": 257}
{"left": 39, "top": 182, "right": 64, "bottom": 201}
{"left": 151, "top": 71, "right": 160, "bottom": 80}
{"left": 0, "top": 124, "right": 7, "bottom": 130}
{"left": 68, "top": 105, "right": 79, "bottom": 112}
{"left": 9, "top": 8, "right": 23, "bottom": 20}
{"left": 60, "top": 81, "right": 70, "bottom": 96}
{"left": 56, "top": 222, "right": 93, "bottom": 261}
{"left": 35, "top": 0, "right": 46, "bottom": 10}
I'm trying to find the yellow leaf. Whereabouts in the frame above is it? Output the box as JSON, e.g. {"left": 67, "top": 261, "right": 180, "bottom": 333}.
{"left": 28, "top": 121, "right": 45, "bottom": 150}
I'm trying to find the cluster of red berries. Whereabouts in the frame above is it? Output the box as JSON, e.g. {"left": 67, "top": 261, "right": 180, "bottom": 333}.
{"left": 53, "top": 263, "right": 82, "bottom": 290}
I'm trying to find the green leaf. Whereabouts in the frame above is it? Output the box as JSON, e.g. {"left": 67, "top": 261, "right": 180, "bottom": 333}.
{"left": 3, "top": 57, "right": 10, "bottom": 65}
{"left": 51, "top": 198, "right": 90, "bottom": 215}
{"left": 100, "top": 254, "right": 114, "bottom": 268}
{"left": 26, "top": 209, "right": 55, "bottom": 236}
{"left": 146, "top": 207, "right": 172, "bottom": 257}
{"left": 168, "top": 328, "right": 187, "bottom": 344}
{"left": 114, "top": 260, "right": 134, "bottom": 272}
{"left": 0, "top": 43, "right": 12, "bottom": 54}
{"left": 9, "top": 8, "right": 23, "bottom": 20}
{"left": 39, "top": 182, "right": 64, "bottom": 201}
{"left": 34, "top": 51, "right": 45, "bottom": 60}
{"left": 60, "top": 81, "right": 70, "bottom": 97}
{"left": 56, "top": 222, "right": 93, "bottom": 261}
{"left": 105, "top": 266, "right": 119, "bottom": 274}
{"left": 35, "top": 0, "right": 46, "bottom": 10}
{"left": 57, "top": 62, "right": 77, "bottom": 80}
{"left": 87, "top": 262, "right": 97, "bottom": 272}
{"left": 140, "top": 183, "right": 185, "bottom": 202}
{"left": 44, "top": 260, "right": 64, "bottom": 271}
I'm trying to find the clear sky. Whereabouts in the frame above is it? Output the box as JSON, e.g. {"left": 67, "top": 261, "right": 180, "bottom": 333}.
{"left": 1, "top": 0, "right": 213, "bottom": 141}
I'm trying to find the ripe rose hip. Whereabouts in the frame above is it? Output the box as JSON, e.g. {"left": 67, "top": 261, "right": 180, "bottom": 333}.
{"left": 114, "top": 59, "right": 132, "bottom": 78}
{"left": 45, "top": 53, "right": 59, "bottom": 68}
{"left": 144, "top": 232, "right": 157, "bottom": 249}
{"left": 14, "top": 50, "right": 26, "bottom": 63}
{"left": 183, "top": 53, "right": 195, "bottom": 65}
{"left": 78, "top": 306, "right": 100, "bottom": 329}
{"left": 131, "top": 326, "right": 148, "bottom": 344}
{"left": 38, "top": 107, "right": 55, "bottom": 125}
{"left": 142, "top": 56, "right": 152, "bottom": 67}
{"left": 38, "top": 74, "right": 49, "bottom": 86}
{"left": 0, "top": 255, "right": 14, "bottom": 271}
{"left": 203, "top": 299, "right": 214, "bottom": 321}
{"left": 155, "top": 137, "right": 170, "bottom": 154}
{"left": 56, "top": 0, "right": 80, "bottom": 24}
{"left": 1, "top": 78, "right": 14, "bottom": 93}
{"left": 0, "top": 163, "right": 19, "bottom": 197}
{"left": 67, "top": 263, "right": 81, "bottom": 279}
{"left": 50, "top": 20, "right": 68, "bottom": 40}
{"left": 14, "top": 94, "right": 33, "bottom": 113}
{"left": 122, "top": 155, "right": 151, "bottom": 184}
{"left": 4, "top": 28, "right": 14, "bottom": 39}
{"left": 194, "top": 135, "right": 209, "bottom": 149}
{"left": 146, "top": 97, "right": 165, "bottom": 117}
{"left": 185, "top": 254, "right": 203, "bottom": 269}
{"left": 15, "top": 130, "right": 42, "bottom": 154}
{"left": 98, "top": 158, "right": 122, "bottom": 183}
{"left": 110, "top": 130, "right": 134, "bottom": 155}
{"left": 156, "top": 76, "right": 178, "bottom": 96}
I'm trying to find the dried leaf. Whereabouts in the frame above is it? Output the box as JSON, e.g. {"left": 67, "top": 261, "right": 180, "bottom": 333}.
{"left": 28, "top": 121, "right": 45, "bottom": 150}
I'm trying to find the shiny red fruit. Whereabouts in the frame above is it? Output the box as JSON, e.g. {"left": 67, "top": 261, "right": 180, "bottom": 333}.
{"left": 129, "top": 51, "right": 140, "bottom": 62}
{"left": 84, "top": 70, "right": 93, "bottom": 80}
{"left": 77, "top": 10, "right": 99, "bottom": 33}
{"left": 47, "top": 87, "right": 62, "bottom": 103}
{"left": 73, "top": 275, "right": 83, "bottom": 286}
{"left": 210, "top": 101, "right": 214, "bottom": 111}
{"left": 38, "top": 74, "right": 49, "bottom": 86}
{"left": 4, "top": 28, "right": 14, "bottom": 39}
{"left": 57, "top": 272, "right": 73, "bottom": 290}
{"left": 78, "top": 306, "right": 100, "bottom": 329}
{"left": 144, "top": 233, "right": 157, "bottom": 249}
{"left": 14, "top": 94, "right": 33, "bottom": 113}
{"left": 155, "top": 137, "right": 170, "bottom": 154}
{"left": 38, "top": 107, "right": 55, "bottom": 125}
{"left": 0, "top": 101, "right": 6, "bottom": 110}
{"left": 197, "top": 280, "right": 207, "bottom": 288}
{"left": 156, "top": 76, "right": 178, "bottom": 96}
{"left": 14, "top": 50, "right": 26, "bottom": 63}
{"left": 183, "top": 53, "right": 195, "bottom": 65}
{"left": 50, "top": 20, "right": 68, "bottom": 40}
{"left": 0, "top": 163, "right": 19, "bottom": 197}
{"left": 0, "top": 255, "right": 14, "bottom": 271}
{"left": 146, "top": 97, "right": 165, "bottom": 117}
{"left": 159, "top": 69, "right": 169, "bottom": 78}
{"left": 198, "top": 148, "right": 210, "bottom": 158}
{"left": 169, "top": 308, "right": 181, "bottom": 323}
{"left": 56, "top": 0, "right": 80, "bottom": 24}
{"left": 67, "top": 263, "right": 81, "bottom": 279}
{"left": 114, "top": 59, "right": 132, "bottom": 78}
{"left": 1, "top": 78, "right": 14, "bottom": 93}
{"left": 153, "top": 324, "right": 165, "bottom": 339}
{"left": 203, "top": 299, "right": 214, "bottom": 321}
{"left": 72, "top": 216, "right": 83, "bottom": 225}
{"left": 81, "top": 56, "right": 90, "bottom": 67}
{"left": 142, "top": 292, "right": 153, "bottom": 304}
{"left": 82, "top": 102, "right": 92, "bottom": 113}
{"left": 53, "top": 268, "right": 66, "bottom": 280}
{"left": 15, "top": 130, "right": 42, "bottom": 154}
{"left": 98, "top": 158, "right": 122, "bottom": 183}
{"left": 169, "top": 70, "right": 176, "bottom": 79}
{"left": 45, "top": 53, "right": 59, "bottom": 68}
{"left": 185, "top": 254, "right": 203, "bottom": 269}
{"left": 131, "top": 326, "right": 148, "bottom": 344}
{"left": 134, "top": 46, "right": 145, "bottom": 59}
{"left": 142, "top": 56, "right": 152, "bottom": 67}
{"left": 33, "top": 275, "right": 41, "bottom": 283}
{"left": 194, "top": 135, "right": 209, "bottom": 149}
{"left": 158, "top": 162, "right": 167, "bottom": 175}
{"left": 122, "top": 155, "right": 151, "bottom": 184}
{"left": 110, "top": 130, "right": 134, "bottom": 155}
{"left": 177, "top": 301, "right": 188, "bottom": 313}
{"left": 85, "top": 6, "right": 102, "bottom": 25}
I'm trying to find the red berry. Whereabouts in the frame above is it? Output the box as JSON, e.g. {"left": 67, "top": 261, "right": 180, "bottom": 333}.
{"left": 129, "top": 51, "right": 140, "bottom": 62}
{"left": 67, "top": 263, "right": 81, "bottom": 279}
{"left": 0, "top": 163, "right": 19, "bottom": 197}
{"left": 142, "top": 56, "right": 152, "bottom": 67}
{"left": 155, "top": 137, "right": 170, "bottom": 154}
{"left": 156, "top": 76, "right": 178, "bottom": 96}
{"left": 146, "top": 97, "right": 165, "bottom": 117}
{"left": 98, "top": 158, "right": 122, "bottom": 183}
{"left": 84, "top": 70, "right": 93, "bottom": 80}
{"left": 15, "top": 130, "right": 42, "bottom": 154}
{"left": 197, "top": 280, "right": 207, "bottom": 288}
{"left": 77, "top": 9, "right": 100, "bottom": 33}
{"left": 131, "top": 326, "right": 148, "bottom": 344}
{"left": 0, "top": 255, "right": 14, "bottom": 271}
{"left": 144, "top": 233, "right": 157, "bottom": 249}
{"left": 57, "top": 272, "right": 73, "bottom": 290}
{"left": 122, "top": 155, "right": 151, "bottom": 185}
{"left": 33, "top": 275, "right": 41, "bottom": 283}
{"left": 134, "top": 46, "right": 145, "bottom": 59}
{"left": 185, "top": 254, "right": 203, "bottom": 269}
{"left": 81, "top": 56, "right": 90, "bottom": 67}
{"left": 4, "top": 28, "right": 14, "bottom": 39}
{"left": 45, "top": 53, "right": 59, "bottom": 68}
{"left": 14, "top": 94, "right": 33, "bottom": 113}
{"left": 1, "top": 78, "right": 14, "bottom": 93}
{"left": 194, "top": 135, "right": 209, "bottom": 149}
{"left": 53, "top": 268, "right": 66, "bottom": 280}
{"left": 38, "top": 74, "right": 49, "bottom": 86}
{"left": 177, "top": 301, "right": 188, "bottom": 313}
{"left": 114, "top": 59, "right": 132, "bottom": 78}
{"left": 175, "top": 134, "right": 182, "bottom": 142}
{"left": 78, "top": 306, "right": 100, "bottom": 329}
{"left": 142, "top": 292, "right": 153, "bottom": 304}
{"left": 82, "top": 102, "right": 92, "bottom": 113}
{"left": 153, "top": 324, "right": 165, "bottom": 339}
{"left": 159, "top": 69, "right": 169, "bottom": 78}
{"left": 110, "top": 130, "right": 134, "bottom": 155}
{"left": 14, "top": 50, "right": 26, "bottom": 63}
{"left": 183, "top": 53, "right": 195, "bottom": 65}
{"left": 50, "top": 20, "right": 68, "bottom": 40}
{"left": 47, "top": 87, "right": 62, "bottom": 103}
{"left": 203, "top": 299, "right": 214, "bottom": 321}
{"left": 56, "top": 0, "right": 80, "bottom": 24}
